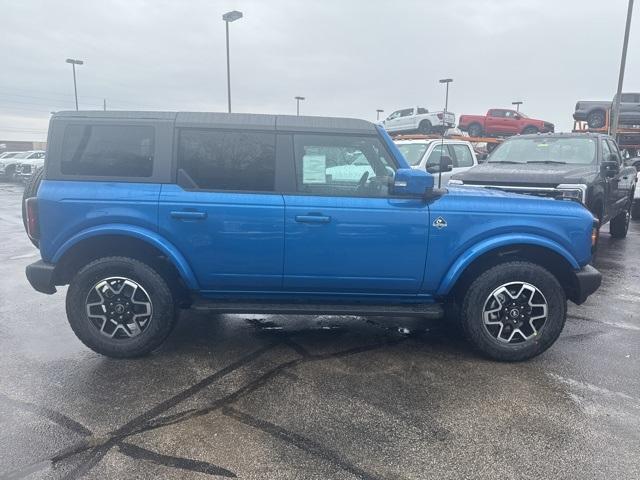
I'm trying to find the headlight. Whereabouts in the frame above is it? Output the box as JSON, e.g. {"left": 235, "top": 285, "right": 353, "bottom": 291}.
{"left": 449, "top": 179, "right": 464, "bottom": 185}
{"left": 556, "top": 184, "right": 587, "bottom": 204}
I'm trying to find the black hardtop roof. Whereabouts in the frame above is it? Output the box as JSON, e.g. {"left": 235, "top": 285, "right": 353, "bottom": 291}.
{"left": 51, "top": 111, "right": 377, "bottom": 134}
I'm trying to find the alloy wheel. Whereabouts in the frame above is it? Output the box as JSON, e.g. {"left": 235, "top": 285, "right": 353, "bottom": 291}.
{"left": 85, "top": 277, "right": 153, "bottom": 339}
{"left": 482, "top": 282, "right": 548, "bottom": 344}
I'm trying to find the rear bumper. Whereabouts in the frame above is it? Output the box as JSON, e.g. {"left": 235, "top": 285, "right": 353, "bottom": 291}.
{"left": 572, "top": 265, "right": 601, "bottom": 305}
{"left": 26, "top": 260, "right": 57, "bottom": 294}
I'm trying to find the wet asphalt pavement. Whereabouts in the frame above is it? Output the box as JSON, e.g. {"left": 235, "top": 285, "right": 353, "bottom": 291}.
{"left": 0, "top": 181, "right": 639, "bottom": 480}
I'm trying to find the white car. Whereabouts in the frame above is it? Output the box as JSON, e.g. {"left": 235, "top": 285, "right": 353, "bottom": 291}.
{"left": 380, "top": 107, "right": 456, "bottom": 134}
{"left": 632, "top": 170, "right": 640, "bottom": 219}
{"left": 0, "top": 150, "right": 44, "bottom": 181}
{"left": 394, "top": 139, "right": 478, "bottom": 186}
{"left": 14, "top": 151, "right": 46, "bottom": 182}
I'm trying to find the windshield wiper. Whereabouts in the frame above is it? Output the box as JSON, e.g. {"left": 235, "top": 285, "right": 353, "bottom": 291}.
{"left": 487, "top": 160, "right": 522, "bottom": 164}
{"left": 526, "top": 160, "right": 567, "bottom": 164}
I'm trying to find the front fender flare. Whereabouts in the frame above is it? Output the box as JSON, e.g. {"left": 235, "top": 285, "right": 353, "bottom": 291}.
{"left": 436, "top": 233, "right": 580, "bottom": 296}
{"left": 52, "top": 224, "right": 199, "bottom": 290}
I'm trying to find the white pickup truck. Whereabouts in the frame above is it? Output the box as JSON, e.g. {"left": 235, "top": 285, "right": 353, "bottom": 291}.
{"left": 380, "top": 107, "right": 455, "bottom": 134}
{"left": 394, "top": 138, "right": 478, "bottom": 186}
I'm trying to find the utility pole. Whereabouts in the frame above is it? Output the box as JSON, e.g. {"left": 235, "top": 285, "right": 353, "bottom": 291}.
{"left": 376, "top": 109, "right": 384, "bottom": 121}
{"left": 65, "top": 58, "right": 84, "bottom": 111}
{"left": 103, "top": 99, "right": 107, "bottom": 111}
{"left": 611, "top": 0, "right": 634, "bottom": 137}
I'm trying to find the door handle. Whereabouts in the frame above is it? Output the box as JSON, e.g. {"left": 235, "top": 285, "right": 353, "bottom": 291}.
{"left": 170, "top": 210, "right": 207, "bottom": 220}
{"left": 295, "top": 214, "right": 331, "bottom": 224}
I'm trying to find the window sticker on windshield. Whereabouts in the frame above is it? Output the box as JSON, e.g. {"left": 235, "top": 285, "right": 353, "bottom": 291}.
{"left": 537, "top": 143, "right": 549, "bottom": 148}
{"left": 302, "top": 154, "right": 327, "bottom": 184}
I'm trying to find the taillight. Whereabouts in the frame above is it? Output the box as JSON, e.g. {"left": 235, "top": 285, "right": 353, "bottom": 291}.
{"left": 437, "top": 113, "right": 443, "bottom": 120}
{"left": 25, "top": 197, "right": 39, "bottom": 241}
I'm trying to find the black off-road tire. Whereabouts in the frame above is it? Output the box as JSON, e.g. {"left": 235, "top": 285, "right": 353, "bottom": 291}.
{"left": 632, "top": 201, "right": 640, "bottom": 220}
{"left": 610, "top": 205, "right": 630, "bottom": 238}
{"left": 467, "top": 123, "right": 483, "bottom": 137}
{"left": 66, "top": 256, "right": 177, "bottom": 358}
{"left": 418, "top": 120, "right": 432, "bottom": 134}
{"left": 587, "top": 110, "right": 606, "bottom": 129}
{"left": 459, "top": 261, "right": 567, "bottom": 362}
{"left": 522, "top": 126, "right": 539, "bottom": 135}
{"left": 21, "top": 166, "right": 45, "bottom": 248}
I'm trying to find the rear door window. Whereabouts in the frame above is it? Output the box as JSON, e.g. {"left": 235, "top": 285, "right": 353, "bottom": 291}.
{"left": 178, "top": 129, "right": 276, "bottom": 191}
{"left": 61, "top": 125, "right": 154, "bottom": 177}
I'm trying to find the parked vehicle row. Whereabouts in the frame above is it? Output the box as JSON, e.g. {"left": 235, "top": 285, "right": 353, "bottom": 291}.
{"left": 23, "top": 110, "right": 600, "bottom": 362}
{"left": 0, "top": 150, "right": 45, "bottom": 182}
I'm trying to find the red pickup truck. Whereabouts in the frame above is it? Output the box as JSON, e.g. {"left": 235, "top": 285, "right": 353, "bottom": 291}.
{"left": 459, "top": 109, "right": 554, "bottom": 137}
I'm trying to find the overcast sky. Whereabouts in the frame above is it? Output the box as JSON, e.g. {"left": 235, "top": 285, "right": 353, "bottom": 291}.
{"left": 1, "top": 0, "right": 638, "bottom": 141}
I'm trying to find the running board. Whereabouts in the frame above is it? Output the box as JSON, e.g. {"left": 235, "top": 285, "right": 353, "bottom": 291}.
{"left": 191, "top": 300, "right": 444, "bottom": 318}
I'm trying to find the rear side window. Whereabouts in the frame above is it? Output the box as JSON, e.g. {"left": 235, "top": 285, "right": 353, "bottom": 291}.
{"left": 61, "top": 125, "right": 154, "bottom": 177}
{"left": 178, "top": 129, "right": 276, "bottom": 191}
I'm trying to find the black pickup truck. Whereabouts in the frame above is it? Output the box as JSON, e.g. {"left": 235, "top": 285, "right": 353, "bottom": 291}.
{"left": 574, "top": 92, "right": 640, "bottom": 129}
{"left": 450, "top": 133, "right": 637, "bottom": 244}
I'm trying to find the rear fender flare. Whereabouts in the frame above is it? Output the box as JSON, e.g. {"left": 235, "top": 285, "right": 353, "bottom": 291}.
{"left": 436, "top": 233, "right": 579, "bottom": 296}
{"left": 51, "top": 224, "right": 199, "bottom": 290}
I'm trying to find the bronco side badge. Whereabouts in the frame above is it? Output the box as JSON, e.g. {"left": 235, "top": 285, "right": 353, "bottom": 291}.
{"left": 433, "top": 216, "right": 448, "bottom": 229}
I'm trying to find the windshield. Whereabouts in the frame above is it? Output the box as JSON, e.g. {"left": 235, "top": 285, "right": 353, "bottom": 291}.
{"left": 488, "top": 137, "right": 596, "bottom": 165}
{"left": 396, "top": 143, "right": 430, "bottom": 166}
{"left": 13, "top": 152, "right": 31, "bottom": 159}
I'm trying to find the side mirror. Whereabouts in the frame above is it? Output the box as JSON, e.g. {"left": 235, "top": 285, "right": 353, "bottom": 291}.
{"left": 426, "top": 155, "right": 454, "bottom": 174}
{"left": 392, "top": 168, "right": 434, "bottom": 197}
{"left": 514, "top": 114, "right": 521, "bottom": 120}
{"left": 624, "top": 157, "right": 640, "bottom": 171}
{"left": 601, "top": 157, "right": 619, "bottom": 178}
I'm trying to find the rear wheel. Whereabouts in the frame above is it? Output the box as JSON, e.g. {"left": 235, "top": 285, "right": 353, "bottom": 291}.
{"left": 610, "top": 204, "right": 630, "bottom": 238}
{"left": 459, "top": 261, "right": 566, "bottom": 362}
{"left": 587, "top": 110, "right": 606, "bottom": 129}
{"left": 418, "top": 120, "right": 432, "bottom": 134}
{"left": 66, "top": 256, "right": 177, "bottom": 358}
{"left": 467, "top": 123, "right": 483, "bottom": 137}
{"left": 21, "top": 166, "right": 44, "bottom": 248}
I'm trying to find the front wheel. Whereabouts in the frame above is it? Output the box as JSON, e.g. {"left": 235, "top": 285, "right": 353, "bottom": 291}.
{"left": 632, "top": 201, "right": 640, "bottom": 220}
{"left": 522, "top": 126, "right": 539, "bottom": 135}
{"left": 66, "top": 256, "right": 177, "bottom": 358}
{"left": 459, "top": 261, "right": 566, "bottom": 362}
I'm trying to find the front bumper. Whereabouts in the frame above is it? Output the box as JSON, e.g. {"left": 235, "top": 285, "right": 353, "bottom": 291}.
{"left": 572, "top": 264, "right": 601, "bottom": 305}
{"left": 26, "top": 260, "right": 57, "bottom": 294}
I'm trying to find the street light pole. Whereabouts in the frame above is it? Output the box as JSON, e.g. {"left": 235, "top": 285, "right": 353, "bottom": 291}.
{"left": 294, "top": 96, "right": 305, "bottom": 116}
{"left": 611, "top": 0, "right": 634, "bottom": 137}
{"left": 222, "top": 10, "right": 243, "bottom": 114}
{"left": 512, "top": 101, "right": 523, "bottom": 112}
{"left": 65, "top": 58, "right": 84, "bottom": 111}
{"left": 376, "top": 109, "right": 384, "bottom": 121}
{"left": 439, "top": 78, "right": 453, "bottom": 116}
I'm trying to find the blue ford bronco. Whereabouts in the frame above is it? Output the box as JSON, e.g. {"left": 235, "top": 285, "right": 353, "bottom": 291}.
{"left": 24, "top": 111, "right": 601, "bottom": 361}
